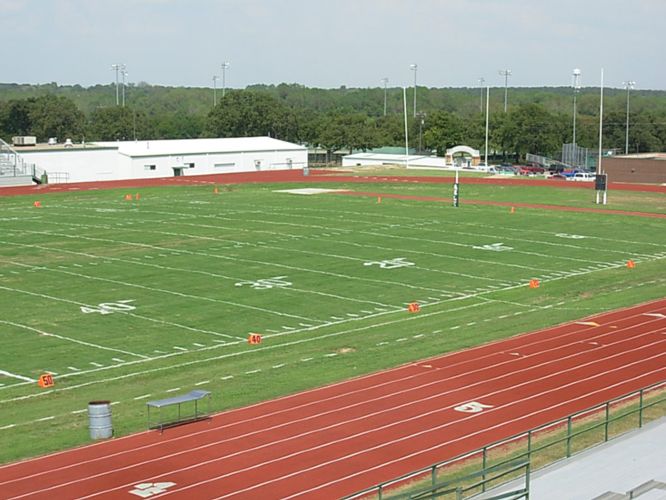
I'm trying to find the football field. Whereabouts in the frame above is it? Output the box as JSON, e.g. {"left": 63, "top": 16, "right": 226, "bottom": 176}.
{"left": 1, "top": 178, "right": 665, "bottom": 463}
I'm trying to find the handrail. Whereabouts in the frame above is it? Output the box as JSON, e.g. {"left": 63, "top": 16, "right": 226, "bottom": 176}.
{"left": 343, "top": 379, "right": 666, "bottom": 499}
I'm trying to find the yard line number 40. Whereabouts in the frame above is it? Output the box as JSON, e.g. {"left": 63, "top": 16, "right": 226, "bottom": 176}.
{"left": 80, "top": 300, "right": 136, "bottom": 315}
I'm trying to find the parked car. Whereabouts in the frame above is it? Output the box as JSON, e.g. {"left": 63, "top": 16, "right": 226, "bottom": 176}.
{"left": 497, "top": 165, "right": 518, "bottom": 175}
{"left": 516, "top": 165, "right": 544, "bottom": 176}
{"left": 570, "top": 172, "right": 596, "bottom": 182}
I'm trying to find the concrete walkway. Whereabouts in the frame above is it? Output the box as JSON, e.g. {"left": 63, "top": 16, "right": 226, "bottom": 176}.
{"left": 478, "top": 417, "right": 666, "bottom": 500}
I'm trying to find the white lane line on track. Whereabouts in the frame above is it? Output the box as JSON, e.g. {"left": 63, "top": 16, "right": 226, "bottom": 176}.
{"left": 8, "top": 321, "right": 663, "bottom": 497}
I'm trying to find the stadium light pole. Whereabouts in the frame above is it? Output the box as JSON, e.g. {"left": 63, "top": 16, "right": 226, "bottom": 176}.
{"left": 623, "top": 80, "right": 636, "bottom": 154}
{"left": 499, "top": 69, "right": 512, "bottom": 112}
{"left": 572, "top": 68, "right": 581, "bottom": 145}
{"left": 212, "top": 75, "right": 219, "bottom": 106}
{"left": 381, "top": 77, "right": 389, "bottom": 116}
{"left": 111, "top": 64, "right": 121, "bottom": 106}
{"left": 403, "top": 87, "right": 409, "bottom": 167}
{"left": 410, "top": 64, "right": 418, "bottom": 117}
{"left": 484, "top": 86, "right": 490, "bottom": 167}
{"left": 596, "top": 68, "right": 606, "bottom": 205}
{"left": 121, "top": 65, "right": 128, "bottom": 107}
{"left": 478, "top": 77, "right": 485, "bottom": 112}
{"left": 221, "top": 62, "right": 230, "bottom": 98}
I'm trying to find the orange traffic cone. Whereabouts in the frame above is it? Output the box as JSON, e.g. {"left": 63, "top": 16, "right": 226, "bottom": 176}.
{"left": 377, "top": 196, "right": 382, "bottom": 204}
{"left": 214, "top": 186, "right": 219, "bottom": 194}
{"left": 124, "top": 194, "right": 132, "bottom": 201}
{"left": 33, "top": 201, "right": 42, "bottom": 208}
{"left": 510, "top": 206, "right": 515, "bottom": 214}
{"left": 627, "top": 260, "right": 635, "bottom": 269}
{"left": 529, "top": 279, "right": 540, "bottom": 289}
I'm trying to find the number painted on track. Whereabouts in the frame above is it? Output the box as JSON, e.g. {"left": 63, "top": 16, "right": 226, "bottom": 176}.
{"left": 454, "top": 401, "right": 494, "bottom": 413}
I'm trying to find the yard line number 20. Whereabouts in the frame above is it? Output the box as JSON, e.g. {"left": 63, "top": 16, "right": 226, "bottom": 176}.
{"left": 80, "top": 299, "right": 136, "bottom": 315}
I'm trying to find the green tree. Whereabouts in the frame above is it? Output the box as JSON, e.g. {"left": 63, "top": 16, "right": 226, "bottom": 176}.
{"left": 28, "top": 95, "right": 85, "bottom": 142}
{"left": 205, "top": 90, "right": 293, "bottom": 140}
{"left": 88, "top": 106, "right": 152, "bottom": 141}
{"left": 422, "top": 111, "right": 466, "bottom": 154}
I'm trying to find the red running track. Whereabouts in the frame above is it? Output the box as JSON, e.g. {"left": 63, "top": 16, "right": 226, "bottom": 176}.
{"left": 1, "top": 299, "right": 665, "bottom": 499}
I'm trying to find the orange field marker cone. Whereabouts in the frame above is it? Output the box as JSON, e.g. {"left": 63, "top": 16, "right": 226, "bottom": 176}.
{"left": 37, "top": 373, "right": 55, "bottom": 388}
{"left": 214, "top": 186, "right": 219, "bottom": 194}
{"left": 377, "top": 196, "right": 382, "bottom": 204}
{"left": 407, "top": 302, "right": 421, "bottom": 313}
{"left": 247, "top": 333, "right": 262, "bottom": 345}
{"left": 135, "top": 193, "right": 140, "bottom": 201}
{"left": 627, "top": 260, "right": 635, "bottom": 269}
{"left": 529, "top": 279, "right": 540, "bottom": 289}
{"left": 510, "top": 206, "right": 515, "bottom": 214}
{"left": 33, "top": 201, "right": 42, "bottom": 208}
{"left": 124, "top": 194, "right": 132, "bottom": 201}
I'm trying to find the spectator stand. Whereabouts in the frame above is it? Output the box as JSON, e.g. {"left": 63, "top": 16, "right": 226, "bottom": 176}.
{"left": 146, "top": 390, "right": 211, "bottom": 432}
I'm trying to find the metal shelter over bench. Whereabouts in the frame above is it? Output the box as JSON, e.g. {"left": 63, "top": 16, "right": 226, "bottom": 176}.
{"left": 146, "top": 390, "right": 211, "bottom": 431}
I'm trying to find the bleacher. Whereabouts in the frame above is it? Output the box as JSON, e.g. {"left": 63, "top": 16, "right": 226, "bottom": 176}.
{"left": 0, "top": 137, "right": 45, "bottom": 186}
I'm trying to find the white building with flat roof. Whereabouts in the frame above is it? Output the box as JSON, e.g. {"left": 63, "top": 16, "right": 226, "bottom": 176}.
{"left": 15, "top": 136, "right": 307, "bottom": 183}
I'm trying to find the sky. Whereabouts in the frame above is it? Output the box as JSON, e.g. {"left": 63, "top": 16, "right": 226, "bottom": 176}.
{"left": 2, "top": 0, "right": 665, "bottom": 90}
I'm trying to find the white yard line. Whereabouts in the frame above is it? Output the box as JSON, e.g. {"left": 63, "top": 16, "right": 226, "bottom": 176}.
{"left": 0, "top": 320, "right": 148, "bottom": 359}
{"left": 0, "top": 370, "right": 35, "bottom": 383}
{"left": 0, "top": 282, "right": 242, "bottom": 341}
{"left": 5, "top": 258, "right": 323, "bottom": 324}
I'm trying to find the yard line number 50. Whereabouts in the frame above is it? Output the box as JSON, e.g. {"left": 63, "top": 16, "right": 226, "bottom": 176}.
{"left": 80, "top": 299, "right": 136, "bottom": 315}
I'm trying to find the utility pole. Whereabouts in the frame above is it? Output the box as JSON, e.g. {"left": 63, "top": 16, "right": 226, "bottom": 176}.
{"left": 111, "top": 64, "right": 121, "bottom": 106}
{"left": 410, "top": 64, "right": 418, "bottom": 117}
{"left": 121, "top": 65, "right": 128, "bottom": 107}
{"left": 221, "top": 62, "right": 230, "bottom": 98}
{"left": 381, "top": 78, "right": 388, "bottom": 116}
{"left": 572, "top": 69, "right": 581, "bottom": 145}
{"left": 499, "top": 69, "right": 512, "bottom": 112}
{"left": 623, "top": 80, "right": 636, "bottom": 154}
{"left": 213, "top": 75, "right": 219, "bottom": 106}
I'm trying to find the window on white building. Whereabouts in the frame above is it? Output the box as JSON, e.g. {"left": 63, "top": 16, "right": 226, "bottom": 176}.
{"left": 144, "top": 165, "right": 156, "bottom": 171}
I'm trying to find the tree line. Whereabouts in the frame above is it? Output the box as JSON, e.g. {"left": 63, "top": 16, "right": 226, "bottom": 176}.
{"left": 1, "top": 83, "right": 665, "bottom": 161}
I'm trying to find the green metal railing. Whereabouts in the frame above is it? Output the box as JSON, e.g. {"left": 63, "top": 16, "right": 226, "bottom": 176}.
{"left": 344, "top": 380, "right": 666, "bottom": 499}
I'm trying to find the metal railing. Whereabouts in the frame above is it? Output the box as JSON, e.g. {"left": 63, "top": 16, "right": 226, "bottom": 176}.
{"left": 344, "top": 380, "right": 666, "bottom": 499}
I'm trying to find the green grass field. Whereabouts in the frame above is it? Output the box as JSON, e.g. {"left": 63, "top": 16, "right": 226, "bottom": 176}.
{"left": 0, "top": 179, "right": 665, "bottom": 463}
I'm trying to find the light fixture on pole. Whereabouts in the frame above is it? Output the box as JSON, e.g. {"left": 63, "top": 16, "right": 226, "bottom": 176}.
{"left": 381, "top": 78, "right": 389, "bottom": 116}
{"left": 478, "top": 77, "right": 485, "bottom": 113}
{"left": 410, "top": 64, "right": 418, "bottom": 118}
{"left": 499, "top": 69, "right": 512, "bottom": 112}
{"left": 121, "top": 65, "right": 128, "bottom": 107}
{"left": 111, "top": 64, "right": 121, "bottom": 106}
{"left": 623, "top": 80, "right": 636, "bottom": 155}
{"left": 572, "top": 69, "right": 581, "bottom": 145}
{"left": 221, "top": 62, "right": 230, "bottom": 98}
{"left": 212, "top": 75, "right": 219, "bottom": 106}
